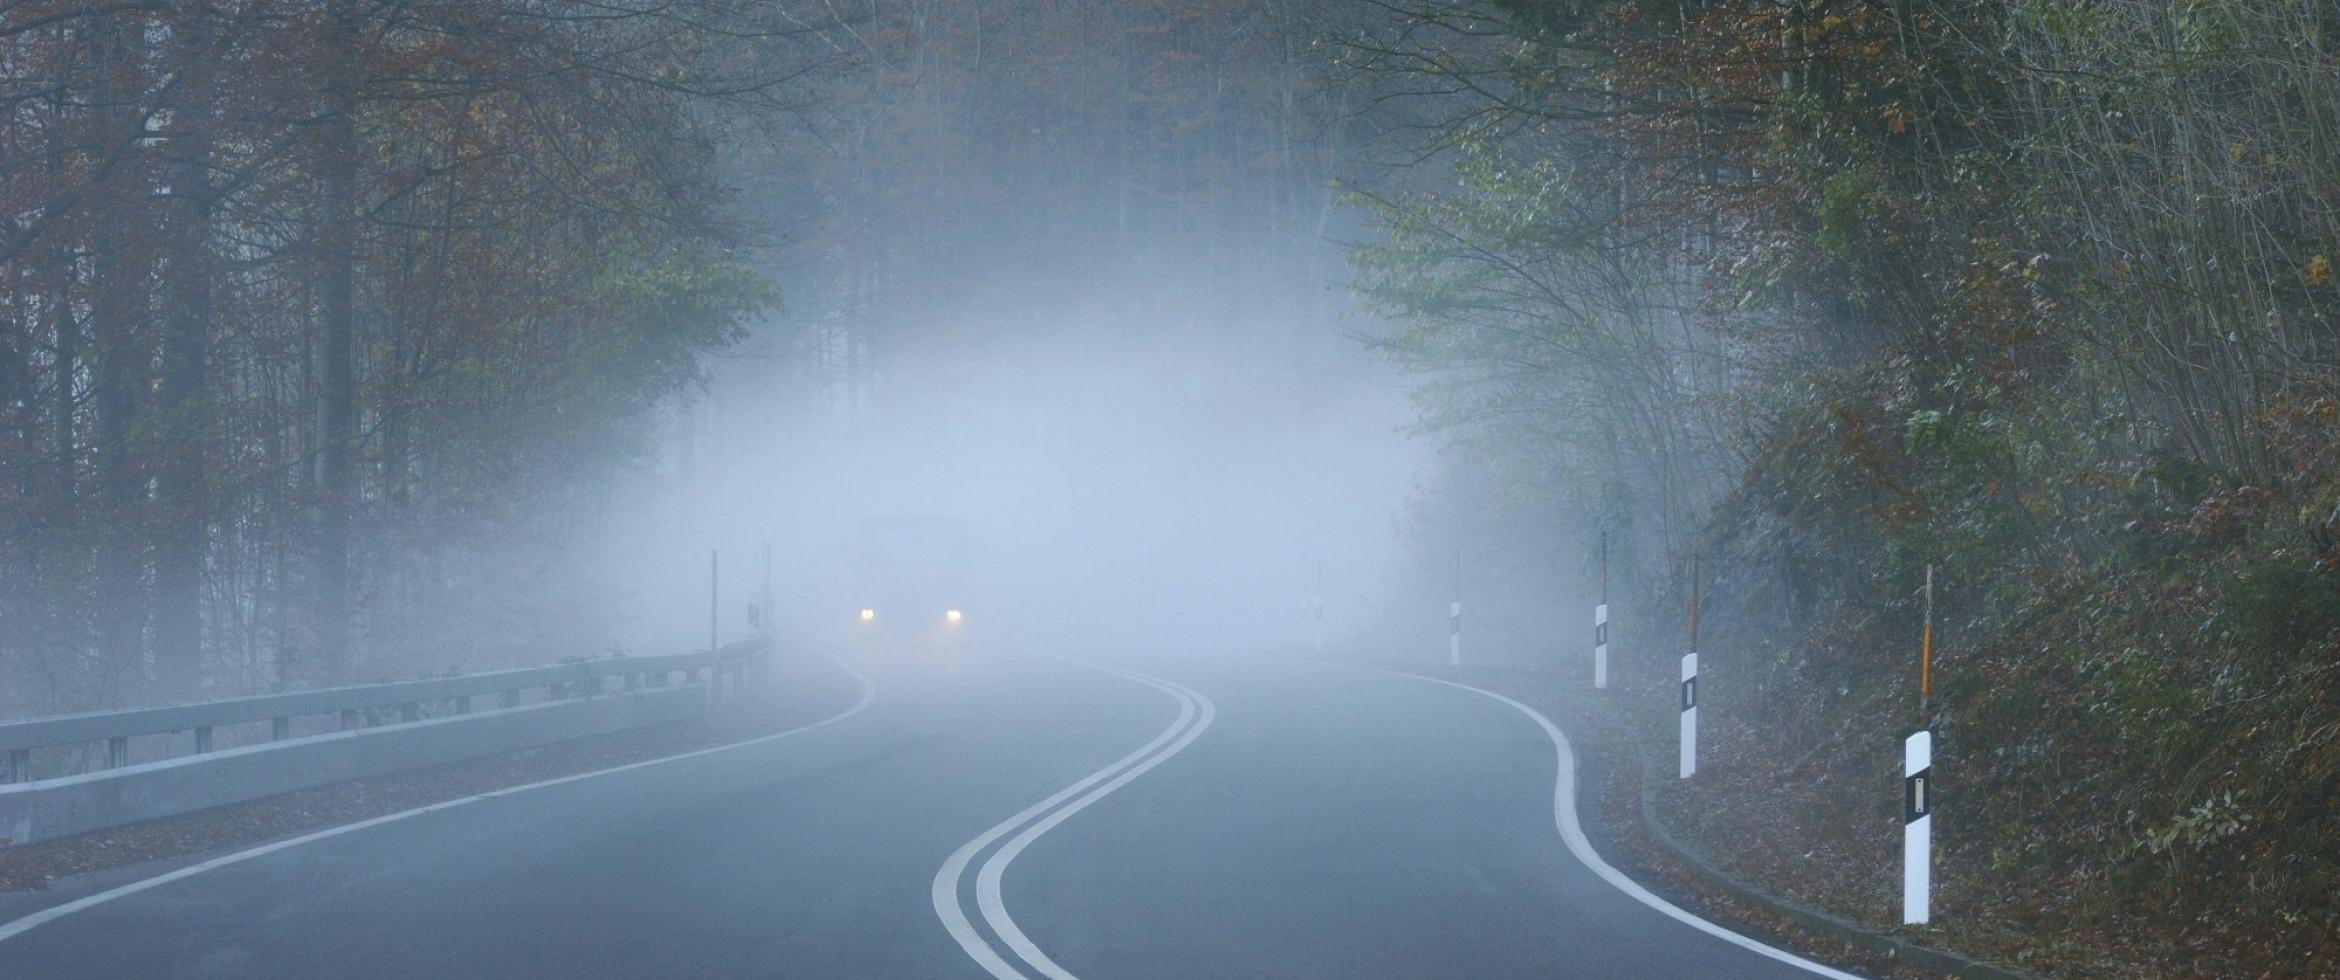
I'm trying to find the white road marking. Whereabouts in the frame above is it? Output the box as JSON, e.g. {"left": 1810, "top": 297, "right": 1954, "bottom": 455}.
{"left": 1361, "top": 665, "right": 1869, "bottom": 980}
{"left": 979, "top": 665, "right": 1215, "bottom": 979}
{"left": 0, "top": 653, "right": 877, "bottom": 946}
{"left": 931, "top": 660, "right": 1215, "bottom": 980}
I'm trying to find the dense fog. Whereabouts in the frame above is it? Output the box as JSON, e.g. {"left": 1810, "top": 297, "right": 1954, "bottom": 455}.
{"left": 8, "top": 2, "right": 2336, "bottom": 974}
{"left": 1, "top": 0, "right": 1441, "bottom": 708}
{"left": 605, "top": 300, "right": 1429, "bottom": 663}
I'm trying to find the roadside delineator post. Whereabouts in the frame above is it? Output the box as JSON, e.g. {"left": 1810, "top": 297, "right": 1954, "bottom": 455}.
{"left": 1594, "top": 530, "right": 1609, "bottom": 690}
{"left": 1313, "top": 557, "right": 1325, "bottom": 656}
{"left": 707, "top": 549, "right": 722, "bottom": 710}
{"left": 1449, "top": 600, "right": 1462, "bottom": 667}
{"left": 1905, "top": 564, "right": 1936, "bottom": 924}
{"left": 1680, "top": 556, "right": 1699, "bottom": 779}
{"left": 1679, "top": 653, "right": 1697, "bottom": 779}
{"left": 1449, "top": 548, "right": 1462, "bottom": 668}
{"left": 1904, "top": 729, "right": 1933, "bottom": 924}
{"left": 757, "top": 540, "right": 775, "bottom": 692}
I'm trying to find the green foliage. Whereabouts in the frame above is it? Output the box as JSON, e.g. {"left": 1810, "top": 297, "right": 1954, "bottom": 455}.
{"left": 2213, "top": 553, "right": 2340, "bottom": 664}
{"left": 1815, "top": 168, "right": 1875, "bottom": 261}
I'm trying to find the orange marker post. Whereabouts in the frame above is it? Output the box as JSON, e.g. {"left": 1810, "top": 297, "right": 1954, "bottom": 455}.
{"left": 1920, "top": 564, "right": 1934, "bottom": 724}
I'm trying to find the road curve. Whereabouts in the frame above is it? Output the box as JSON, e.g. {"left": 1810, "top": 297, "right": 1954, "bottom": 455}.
{"left": 986, "top": 655, "right": 1861, "bottom": 979}
{"left": 934, "top": 661, "right": 1217, "bottom": 979}
{"left": 0, "top": 649, "right": 1866, "bottom": 979}
{"left": 0, "top": 652, "right": 1179, "bottom": 979}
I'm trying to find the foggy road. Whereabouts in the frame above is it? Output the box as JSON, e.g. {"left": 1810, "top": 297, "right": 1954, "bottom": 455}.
{"left": 0, "top": 652, "right": 1857, "bottom": 980}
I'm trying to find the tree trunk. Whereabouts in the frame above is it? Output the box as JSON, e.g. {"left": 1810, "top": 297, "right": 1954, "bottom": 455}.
{"left": 48, "top": 249, "right": 75, "bottom": 518}
{"left": 88, "top": 13, "right": 150, "bottom": 696}
{"left": 314, "top": 0, "right": 360, "bottom": 682}
{"left": 153, "top": 2, "right": 219, "bottom": 697}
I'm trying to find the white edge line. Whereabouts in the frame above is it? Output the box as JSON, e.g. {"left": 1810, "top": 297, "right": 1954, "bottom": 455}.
{"left": 1346, "top": 663, "right": 1868, "bottom": 980}
{"left": 976, "top": 665, "right": 1216, "bottom": 980}
{"left": 0, "top": 652, "right": 878, "bottom": 945}
{"left": 929, "top": 660, "right": 1208, "bottom": 980}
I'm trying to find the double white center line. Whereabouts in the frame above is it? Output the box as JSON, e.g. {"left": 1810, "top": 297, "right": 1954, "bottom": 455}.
{"left": 931, "top": 660, "right": 1216, "bottom": 980}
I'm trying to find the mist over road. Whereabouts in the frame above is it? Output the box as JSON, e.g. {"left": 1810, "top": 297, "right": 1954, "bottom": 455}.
{"left": 1, "top": 649, "right": 1856, "bottom": 979}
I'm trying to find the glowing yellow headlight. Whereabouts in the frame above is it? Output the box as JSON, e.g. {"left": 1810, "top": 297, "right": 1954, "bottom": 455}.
{"left": 946, "top": 609, "right": 963, "bottom": 623}
{"left": 859, "top": 608, "right": 875, "bottom": 622}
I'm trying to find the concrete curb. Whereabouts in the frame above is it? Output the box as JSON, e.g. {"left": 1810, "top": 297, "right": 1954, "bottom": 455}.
{"left": 1634, "top": 770, "right": 2048, "bottom": 980}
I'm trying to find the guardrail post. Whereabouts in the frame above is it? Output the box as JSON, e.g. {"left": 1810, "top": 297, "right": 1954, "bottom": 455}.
{"left": 194, "top": 726, "right": 214, "bottom": 753}
{"left": 107, "top": 736, "right": 129, "bottom": 769}
{"left": 272, "top": 716, "right": 290, "bottom": 740}
{"left": 7, "top": 748, "right": 28, "bottom": 783}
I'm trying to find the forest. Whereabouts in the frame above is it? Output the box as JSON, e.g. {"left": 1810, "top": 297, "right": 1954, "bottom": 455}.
{"left": 1, "top": 0, "right": 795, "bottom": 703}
{"left": 1340, "top": 1, "right": 2340, "bottom": 975}
{"left": 4, "top": 1, "right": 2336, "bottom": 976}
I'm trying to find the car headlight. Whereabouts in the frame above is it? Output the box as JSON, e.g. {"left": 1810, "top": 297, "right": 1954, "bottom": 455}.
{"left": 859, "top": 608, "right": 875, "bottom": 622}
{"left": 946, "top": 609, "right": 963, "bottom": 623}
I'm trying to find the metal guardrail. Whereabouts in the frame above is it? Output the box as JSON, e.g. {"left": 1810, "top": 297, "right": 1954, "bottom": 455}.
{"left": 1, "top": 638, "right": 770, "bottom": 784}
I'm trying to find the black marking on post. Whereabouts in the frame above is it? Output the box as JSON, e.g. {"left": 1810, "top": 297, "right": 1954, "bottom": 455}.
{"left": 1451, "top": 614, "right": 1461, "bottom": 634}
{"left": 1680, "top": 676, "right": 1697, "bottom": 711}
{"left": 1904, "top": 766, "right": 1932, "bottom": 824}
{"left": 1596, "top": 622, "right": 1608, "bottom": 645}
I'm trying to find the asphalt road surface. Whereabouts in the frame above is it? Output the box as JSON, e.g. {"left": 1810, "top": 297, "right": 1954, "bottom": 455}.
{"left": 0, "top": 649, "right": 1862, "bottom": 979}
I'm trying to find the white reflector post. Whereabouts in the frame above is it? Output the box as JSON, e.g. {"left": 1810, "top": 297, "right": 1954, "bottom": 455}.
{"left": 1312, "top": 559, "right": 1325, "bottom": 656}
{"left": 1678, "top": 652, "right": 1697, "bottom": 779}
{"left": 1593, "top": 603, "right": 1609, "bottom": 689}
{"left": 1449, "top": 600, "right": 1462, "bottom": 666}
{"left": 1903, "top": 729, "right": 1933, "bottom": 924}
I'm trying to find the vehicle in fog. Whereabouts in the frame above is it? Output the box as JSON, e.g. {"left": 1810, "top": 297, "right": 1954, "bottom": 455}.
{"left": 849, "top": 515, "right": 976, "bottom": 652}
